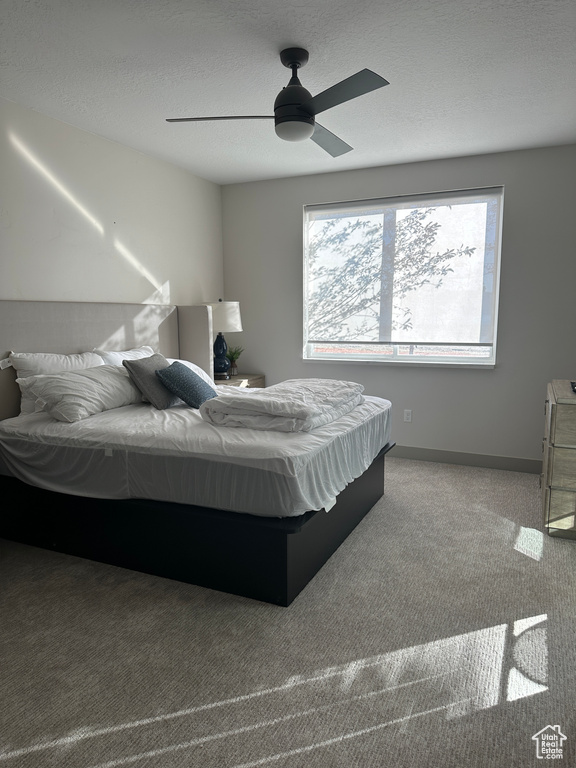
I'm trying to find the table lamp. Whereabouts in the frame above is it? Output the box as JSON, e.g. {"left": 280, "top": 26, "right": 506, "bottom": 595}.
{"left": 207, "top": 300, "right": 243, "bottom": 380}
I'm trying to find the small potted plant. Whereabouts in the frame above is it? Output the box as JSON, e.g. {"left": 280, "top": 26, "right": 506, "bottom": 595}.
{"left": 226, "top": 345, "right": 244, "bottom": 376}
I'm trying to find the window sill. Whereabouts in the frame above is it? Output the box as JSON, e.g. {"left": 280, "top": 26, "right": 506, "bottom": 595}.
{"left": 302, "top": 358, "right": 496, "bottom": 370}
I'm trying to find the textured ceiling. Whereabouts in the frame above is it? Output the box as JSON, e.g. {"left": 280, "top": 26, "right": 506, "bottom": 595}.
{"left": 1, "top": 0, "right": 575, "bottom": 184}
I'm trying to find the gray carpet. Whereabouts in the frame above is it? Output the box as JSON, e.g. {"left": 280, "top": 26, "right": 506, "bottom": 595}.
{"left": 1, "top": 458, "right": 575, "bottom": 767}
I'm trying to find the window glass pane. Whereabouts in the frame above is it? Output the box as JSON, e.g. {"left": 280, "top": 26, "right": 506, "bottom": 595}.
{"left": 304, "top": 187, "right": 503, "bottom": 366}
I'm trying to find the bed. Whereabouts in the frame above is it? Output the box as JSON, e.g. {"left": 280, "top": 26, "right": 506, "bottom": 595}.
{"left": 0, "top": 300, "right": 394, "bottom": 605}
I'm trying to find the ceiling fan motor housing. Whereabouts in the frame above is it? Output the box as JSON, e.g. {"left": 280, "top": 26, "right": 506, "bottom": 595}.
{"left": 274, "top": 78, "right": 315, "bottom": 141}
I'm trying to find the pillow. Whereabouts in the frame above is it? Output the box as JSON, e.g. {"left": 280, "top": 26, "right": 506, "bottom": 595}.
{"left": 156, "top": 361, "right": 218, "bottom": 409}
{"left": 93, "top": 346, "right": 154, "bottom": 366}
{"left": 9, "top": 351, "right": 105, "bottom": 414}
{"left": 17, "top": 365, "right": 142, "bottom": 422}
{"left": 166, "top": 358, "right": 215, "bottom": 387}
{"left": 122, "top": 353, "right": 179, "bottom": 410}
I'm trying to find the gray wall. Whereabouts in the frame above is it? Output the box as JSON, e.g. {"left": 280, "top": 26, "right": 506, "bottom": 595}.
{"left": 0, "top": 98, "right": 224, "bottom": 305}
{"left": 222, "top": 145, "right": 576, "bottom": 464}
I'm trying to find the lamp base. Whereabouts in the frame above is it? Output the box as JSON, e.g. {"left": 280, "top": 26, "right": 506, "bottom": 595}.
{"left": 213, "top": 331, "right": 231, "bottom": 381}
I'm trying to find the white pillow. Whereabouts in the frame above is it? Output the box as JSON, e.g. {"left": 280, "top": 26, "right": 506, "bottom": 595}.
{"left": 9, "top": 351, "right": 105, "bottom": 414}
{"left": 166, "top": 359, "right": 215, "bottom": 387}
{"left": 17, "top": 365, "right": 142, "bottom": 423}
{"left": 94, "top": 346, "right": 154, "bottom": 366}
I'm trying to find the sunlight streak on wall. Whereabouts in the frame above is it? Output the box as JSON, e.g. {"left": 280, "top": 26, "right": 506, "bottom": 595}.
{"left": 113, "top": 239, "right": 162, "bottom": 292}
{"left": 8, "top": 132, "right": 170, "bottom": 303}
{"left": 9, "top": 133, "right": 104, "bottom": 235}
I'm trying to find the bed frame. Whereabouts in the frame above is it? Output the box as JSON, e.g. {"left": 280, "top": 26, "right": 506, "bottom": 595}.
{"left": 0, "top": 300, "right": 393, "bottom": 606}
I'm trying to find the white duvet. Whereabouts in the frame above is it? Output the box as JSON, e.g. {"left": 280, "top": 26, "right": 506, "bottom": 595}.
{"left": 200, "top": 378, "right": 364, "bottom": 432}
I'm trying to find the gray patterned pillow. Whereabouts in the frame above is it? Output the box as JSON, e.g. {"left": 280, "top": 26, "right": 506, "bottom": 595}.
{"left": 156, "top": 361, "right": 218, "bottom": 408}
{"left": 122, "top": 354, "right": 179, "bottom": 410}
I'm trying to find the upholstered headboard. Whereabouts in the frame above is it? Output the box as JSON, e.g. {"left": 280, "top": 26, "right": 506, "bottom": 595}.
{"left": 0, "top": 301, "right": 213, "bottom": 420}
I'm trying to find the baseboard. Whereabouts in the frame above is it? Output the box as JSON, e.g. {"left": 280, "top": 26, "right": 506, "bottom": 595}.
{"left": 391, "top": 445, "right": 542, "bottom": 474}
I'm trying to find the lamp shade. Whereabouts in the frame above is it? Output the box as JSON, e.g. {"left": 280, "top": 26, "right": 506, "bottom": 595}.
{"left": 207, "top": 301, "right": 243, "bottom": 333}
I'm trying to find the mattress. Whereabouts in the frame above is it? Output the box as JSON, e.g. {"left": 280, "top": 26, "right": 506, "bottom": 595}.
{"left": 0, "top": 396, "right": 392, "bottom": 518}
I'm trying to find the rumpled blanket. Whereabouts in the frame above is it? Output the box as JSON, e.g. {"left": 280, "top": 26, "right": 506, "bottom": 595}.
{"left": 199, "top": 378, "right": 365, "bottom": 432}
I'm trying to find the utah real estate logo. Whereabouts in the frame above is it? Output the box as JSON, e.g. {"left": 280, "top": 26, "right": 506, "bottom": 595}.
{"left": 532, "top": 725, "right": 567, "bottom": 759}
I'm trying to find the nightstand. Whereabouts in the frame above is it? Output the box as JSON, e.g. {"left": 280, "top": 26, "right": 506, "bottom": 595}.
{"left": 215, "top": 373, "right": 265, "bottom": 389}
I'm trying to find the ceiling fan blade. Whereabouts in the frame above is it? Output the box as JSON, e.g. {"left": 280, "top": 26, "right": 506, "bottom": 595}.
{"left": 310, "top": 122, "right": 353, "bottom": 157}
{"left": 166, "top": 116, "right": 273, "bottom": 122}
{"left": 300, "top": 69, "right": 389, "bottom": 116}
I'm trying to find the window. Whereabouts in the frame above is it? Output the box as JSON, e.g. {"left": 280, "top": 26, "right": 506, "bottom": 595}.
{"left": 303, "top": 186, "right": 503, "bottom": 366}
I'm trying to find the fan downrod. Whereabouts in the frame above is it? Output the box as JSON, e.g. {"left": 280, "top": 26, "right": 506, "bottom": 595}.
{"left": 280, "top": 48, "right": 309, "bottom": 70}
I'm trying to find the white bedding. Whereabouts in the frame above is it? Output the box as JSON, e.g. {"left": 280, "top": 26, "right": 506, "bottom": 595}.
{"left": 199, "top": 378, "right": 365, "bottom": 432}
{"left": 0, "top": 396, "right": 392, "bottom": 517}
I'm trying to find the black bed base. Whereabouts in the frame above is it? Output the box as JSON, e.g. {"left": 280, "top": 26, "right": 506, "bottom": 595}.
{"left": 0, "top": 443, "right": 394, "bottom": 606}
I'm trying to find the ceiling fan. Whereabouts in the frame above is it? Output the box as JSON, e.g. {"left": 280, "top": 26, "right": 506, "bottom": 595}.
{"left": 166, "top": 48, "right": 389, "bottom": 157}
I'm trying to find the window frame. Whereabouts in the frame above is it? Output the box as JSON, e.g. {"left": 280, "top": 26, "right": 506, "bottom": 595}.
{"left": 303, "top": 186, "right": 504, "bottom": 368}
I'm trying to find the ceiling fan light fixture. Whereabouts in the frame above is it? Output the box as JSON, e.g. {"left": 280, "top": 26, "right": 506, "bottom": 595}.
{"left": 166, "top": 47, "right": 389, "bottom": 157}
{"left": 274, "top": 119, "right": 315, "bottom": 142}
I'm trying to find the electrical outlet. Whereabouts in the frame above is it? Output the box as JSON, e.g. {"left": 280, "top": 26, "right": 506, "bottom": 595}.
{"left": 404, "top": 409, "right": 412, "bottom": 423}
